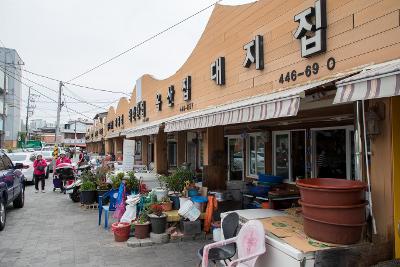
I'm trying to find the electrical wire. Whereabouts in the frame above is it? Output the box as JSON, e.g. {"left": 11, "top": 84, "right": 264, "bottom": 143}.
{"left": 0, "top": 66, "right": 93, "bottom": 120}
{"left": 66, "top": 0, "right": 222, "bottom": 83}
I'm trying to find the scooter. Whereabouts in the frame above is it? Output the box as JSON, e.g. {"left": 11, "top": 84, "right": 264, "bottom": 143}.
{"left": 65, "top": 178, "right": 81, "bottom": 202}
{"left": 64, "top": 164, "right": 91, "bottom": 202}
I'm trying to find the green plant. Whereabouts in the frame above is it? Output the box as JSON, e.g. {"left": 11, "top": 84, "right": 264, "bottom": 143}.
{"left": 161, "top": 196, "right": 171, "bottom": 203}
{"left": 80, "top": 180, "right": 96, "bottom": 191}
{"left": 157, "top": 175, "right": 167, "bottom": 188}
{"left": 164, "top": 167, "right": 195, "bottom": 194}
{"left": 126, "top": 171, "right": 139, "bottom": 192}
{"left": 137, "top": 210, "right": 149, "bottom": 224}
{"left": 110, "top": 175, "right": 122, "bottom": 189}
{"left": 116, "top": 172, "right": 125, "bottom": 180}
{"left": 80, "top": 170, "right": 96, "bottom": 184}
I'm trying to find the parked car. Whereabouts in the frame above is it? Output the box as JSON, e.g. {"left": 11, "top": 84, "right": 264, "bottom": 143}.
{"left": 7, "top": 152, "right": 37, "bottom": 184}
{"left": 0, "top": 152, "right": 25, "bottom": 231}
{"left": 40, "top": 150, "right": 54, "bottom": 178}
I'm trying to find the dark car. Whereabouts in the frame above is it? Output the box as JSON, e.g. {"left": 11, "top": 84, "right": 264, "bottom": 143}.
{"left": 0, "top": 152, "right": 25, "bottom": 231}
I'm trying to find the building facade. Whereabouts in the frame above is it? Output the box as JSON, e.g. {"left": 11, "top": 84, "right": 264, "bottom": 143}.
{"left": 86, "top": 0, "right": 400, "bottom": 262}
{"left": 61, "top": 119, "right": 92, "bottom": 148}
{"left": 0, "top": 47, "right": 23, "bottom": 148}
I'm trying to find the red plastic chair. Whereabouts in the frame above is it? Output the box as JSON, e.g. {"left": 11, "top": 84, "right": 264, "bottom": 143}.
{"left": 201, "top": 220, "right": 266, "bottom": 267}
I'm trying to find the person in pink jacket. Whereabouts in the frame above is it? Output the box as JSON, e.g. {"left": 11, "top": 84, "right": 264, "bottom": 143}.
{"left": 33, "top": 154, "right": 47, "bottom": 193}
{"left": 56, "top": 152, "right": 72, "bottom": 166}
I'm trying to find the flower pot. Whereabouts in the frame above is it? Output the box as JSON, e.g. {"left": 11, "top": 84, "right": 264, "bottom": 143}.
{"left": 169, "top": 195, "right": 180, "bottom": 210}
{"left": 148, "top": 213, "right": 167, "bottom": 234}
{"left": 154, "top": 188, "right": 168, "bottom": 202}
{"left": 111, "top": 222, "right": 131, "bottom": 242}
{"left": 80, "top": 190, "right": 97, "bottom": 205}
{"left": 134, "top": 222, "right": 151, "bottom": 239}
{"left": 161, "top": 201, "right": 173, "bottom": 212}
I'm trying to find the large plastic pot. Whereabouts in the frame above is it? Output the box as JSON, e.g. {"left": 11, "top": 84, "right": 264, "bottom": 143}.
{"left": 169, "top": 195, "right": 180, "bottom": 210}
{"left": 296, "top": 178, "right": 367, "bottom": 206}
{"left": 154, "top": 188, "right": 168, "bottom": 202}
{"left": 80, "top": 190, "right": 97, "bottom": 205}
{"left": 299, "top": 200, "right": 367, "bottom": 225}
{"left": 148, "top": 214, "right": 167, "bottom": 234}
{"left": 303, "top": 215, "right": 365, "bottom": 245}
{"left": 111, "top": 222, "right": 131, "bottom": 242}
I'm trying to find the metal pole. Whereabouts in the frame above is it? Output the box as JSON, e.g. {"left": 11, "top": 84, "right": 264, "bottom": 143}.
{"left": 25, "top": 86, "right": 31, "bottom": 143}
{"left": 2, "top": 51, "right": 6, "bottom": 148}
{"left": 74, "top": 119, "right": 77, "bottom": 152}
{"left": 55, "top": 81, "right": 63, "bottom": 144}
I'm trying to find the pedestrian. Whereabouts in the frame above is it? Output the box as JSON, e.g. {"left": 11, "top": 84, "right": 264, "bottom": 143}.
{"left": 33, "top": 154, "right": 47, "bottom": 193}
{"left": 56, "top": 152, "right": 72, "bottom": 166}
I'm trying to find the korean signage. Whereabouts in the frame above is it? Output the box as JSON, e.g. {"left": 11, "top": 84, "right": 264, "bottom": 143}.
{"left": 127, "top": 0, "right": 332, "bottom": 120}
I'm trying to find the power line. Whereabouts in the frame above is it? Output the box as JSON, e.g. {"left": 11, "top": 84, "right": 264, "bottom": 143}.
{"left": 67, "top": 0, "right": 222, "bottom": 83}
{"left": 0, "top": 66, "right": 93, "bottom": 120}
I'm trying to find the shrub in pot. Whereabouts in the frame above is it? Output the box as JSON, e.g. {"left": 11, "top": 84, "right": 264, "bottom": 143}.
{"left": 134, "top": 210, "right": 151, "bottom": 239}
{"left": 154, "top": 175, "right": 168, "bottom": 202}
{"left": 148, "top": 203, "right": 167, "bottom": 234}
{"left": 97, "top": 181, "right": 111, "bottom": 204}
{"left": 126, "top": 171, "right": 139, "bottom": 194}
{"left": 80, "top": 180, "right": 97, "bottom": 204}
{"left": 165, "top": 168, "right": 195, "bottom": 209}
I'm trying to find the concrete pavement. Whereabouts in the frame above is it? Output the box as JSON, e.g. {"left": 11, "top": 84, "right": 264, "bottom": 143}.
{"left": 0, "top": 183, "right": 208, "bottom": 267}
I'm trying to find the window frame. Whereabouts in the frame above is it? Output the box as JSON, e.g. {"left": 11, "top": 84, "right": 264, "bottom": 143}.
{"left": 167, "top": 139, "right": 177, "bottom": 168}
{"left": 246, "top": 133, "right": 265, "bottom": 179}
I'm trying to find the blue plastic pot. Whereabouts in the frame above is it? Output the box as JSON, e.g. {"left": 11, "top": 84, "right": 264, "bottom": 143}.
{"left": 169, "top": 195, "right": 180, "bottom": 210}
{"left": 188, "top": 188, "right": 199, "bottom": 197}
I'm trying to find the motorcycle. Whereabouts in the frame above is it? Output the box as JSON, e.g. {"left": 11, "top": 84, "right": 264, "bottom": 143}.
{"left": 64, "top": 164, "right": 92, "bottom": 203}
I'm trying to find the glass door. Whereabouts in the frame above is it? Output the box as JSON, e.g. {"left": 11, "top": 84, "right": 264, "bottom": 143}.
{"left": 227, "top": 136, "right": 244, "bottom": 181}
{"left": 273, "top": 132, "right": 290, "bottom": 179}
{"left": 311, "top": 127, "right": 354, "bottom": 179}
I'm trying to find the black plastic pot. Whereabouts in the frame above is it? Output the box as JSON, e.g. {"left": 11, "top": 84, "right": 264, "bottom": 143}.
{"left": 149, "top": 214, "right": 167, "bottom": 234}
{"left": 80, "top": 190, "right": 97, "bottom": 204}
{"left": 169, "top": 195, "right": 180, "bottom": 210}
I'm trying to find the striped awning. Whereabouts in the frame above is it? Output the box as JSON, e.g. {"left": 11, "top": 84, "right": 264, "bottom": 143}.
{"left": 124, "top": 120, "right": 161, "bottom": 138}
{"left": 334, "top": 59, "right": 400, "bottom": 104}
{"left": 105, "top": 131, "right": 123, "bottom": 139}
{"left": 164, "top": 75, "right": 347, "bottom": 133}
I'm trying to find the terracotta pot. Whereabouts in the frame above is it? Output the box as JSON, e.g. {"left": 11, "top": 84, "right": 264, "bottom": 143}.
{"left": 134, "top": 222, "right": 151, "bottom": 239}
{"left": 296, "top": 178, "right": 366, "bottom": 206}
{"left": 299, "top": 200, "right": 367, "bottom": 225}
{"left": 303, "top": 215, "right": 365, "bottom": 245}
{"left": 162, "top": 201, "right": 173, "bottom": 211}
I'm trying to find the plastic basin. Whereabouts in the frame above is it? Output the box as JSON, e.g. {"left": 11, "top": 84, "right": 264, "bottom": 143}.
{"left": 299, "top": 200, "right": 367, "bottom": 225}
{"left": 296, "top": 178, "right": 366, "bottom": 205}
{"left": 303, "top": 215, "right": 365, "bottom": 245}
{"left": 111, "top": 222, "right": 131, "bottom": 242}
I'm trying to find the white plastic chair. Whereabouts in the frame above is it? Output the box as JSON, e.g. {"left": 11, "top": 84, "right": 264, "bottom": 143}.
{"left": 201, "top": 220, "right": 266, "bottom": 267}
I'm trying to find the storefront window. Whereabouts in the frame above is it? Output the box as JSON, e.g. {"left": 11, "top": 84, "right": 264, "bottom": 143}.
{"left": 228, "top": 137, "right": 243, "bottom": 180}
{"left": 247, "top": 134, "right": 265, "bottom": 177}
{"left": 167, "top": 140, "right": 177, "bottom": 168}
{"left": 134, "top": 140, "right": 142, "bottom": 161}
{"left": 274, "top": 133, "right": 289, "bottom": 179}
{"left": 198, "top": 138, "right": 204, "bottom": 169}
{"left": 187, "top": 132, "right": 197, "bottom": 170}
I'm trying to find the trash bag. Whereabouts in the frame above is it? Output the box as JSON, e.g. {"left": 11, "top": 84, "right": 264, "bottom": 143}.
{"left": 120, "top": 205, "right": 137, "bottom": 223}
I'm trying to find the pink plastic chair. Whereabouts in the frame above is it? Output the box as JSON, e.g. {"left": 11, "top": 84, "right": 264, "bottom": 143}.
{"left": 202, "top": 220, "right": 266, "bottom": 267}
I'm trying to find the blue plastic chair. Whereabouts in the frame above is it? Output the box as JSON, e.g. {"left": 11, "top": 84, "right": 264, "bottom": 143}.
{"left": 98, "top": 189, "right": 119, "bottom": 229}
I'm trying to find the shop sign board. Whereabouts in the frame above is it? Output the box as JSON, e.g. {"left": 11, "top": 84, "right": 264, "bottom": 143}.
{"left": 155, "top": 93, "right": 162, "bottom": 111}
{"left": 167, "top": 85, "right": 175, "bottom": 107}
{"left": 243, "top": 35, "right": 264, "bottom": 70}
{"left": 182, "top": 76, "right": 192, "bottom": 101}
{"left": 211, "top": 57, "right": 225, "bottom": 85}
{"left": 293, "top": 0, "right": 327, "bottom": 58}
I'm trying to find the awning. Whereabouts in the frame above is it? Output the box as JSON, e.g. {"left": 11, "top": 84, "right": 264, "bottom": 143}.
{"left": 124, "top": 120, "right": 162, "bottom": 138}
{"left": 334, "top": 59, "right": 400, "bottom": 104}
{"left": 164, "top": 74, "right": 352, "bottom": 133}
{"left": 105, "top": 131, "right": 124, "bottom": 139}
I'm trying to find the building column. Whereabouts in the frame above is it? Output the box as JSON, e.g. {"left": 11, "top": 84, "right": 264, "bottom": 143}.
{"left": 142, "top": 136, "right": 149, "bottom": 166}
{"left": 154, "top": 131, "right": 167, "bottom": 174}
{"left": 392, "top": 96, "right": 400, "bottom": 258}
{"left": 203, "top": 126, "right": 226, "bottom": 190}
{"left": 177, "top": 131, "right": 186, "bottom": 166}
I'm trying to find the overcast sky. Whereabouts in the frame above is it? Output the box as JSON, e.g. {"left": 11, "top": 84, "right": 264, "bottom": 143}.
{"left": 1, "top": 0, "right": 254, "bottom": 124}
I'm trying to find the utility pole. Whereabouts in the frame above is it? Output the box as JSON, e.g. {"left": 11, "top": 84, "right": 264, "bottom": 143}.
{"left": 55, "top": 81, "right": 63, "bottom": 144}
{"left": 2, "top": 51, "right": 7, "bottom": 148}
{"left": 25, "top": 86, "right": 31, "bottom": 142}
{"left": 74, "top": 119, "right": 77, "bottom": 152}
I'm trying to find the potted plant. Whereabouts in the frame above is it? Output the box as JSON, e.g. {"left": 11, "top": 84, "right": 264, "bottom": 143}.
{"left": 148, "top": 203, "right": 167, "bottom": 234}
{"left": 80, "top": 180, "right": 97, "bottom": 204}
{"left": 166, "top": 167, "right": 195, "bottom": 208}
{"left": 126, "top": 171, "right": 139, "bottom": 194}
{"left": 160, "top": 196, "right": 173, "bottom": 212}
{"left": 110, "top": 174, "right": 122, "bottom": 190}
{"left": 154, "top": 175, "right": 168, "bottom": 202}
{"left": 134, "top": 210, "right": 151, "bottom": 239}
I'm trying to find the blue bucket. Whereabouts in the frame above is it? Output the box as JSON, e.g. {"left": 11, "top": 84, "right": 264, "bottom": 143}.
{"left": 258, "top": 174, "right": 284, "bottom": 184}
